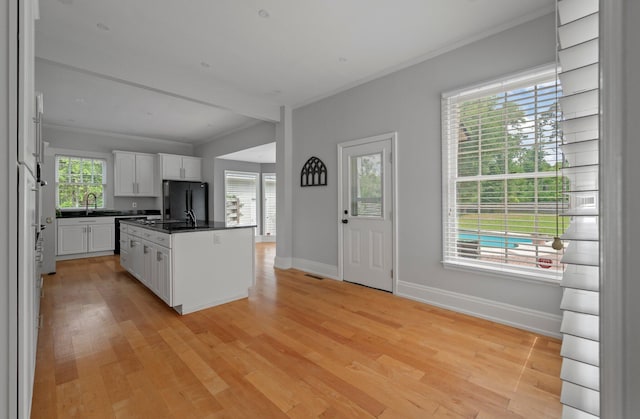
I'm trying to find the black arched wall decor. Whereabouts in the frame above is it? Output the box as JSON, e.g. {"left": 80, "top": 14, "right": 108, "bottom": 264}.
{"left": 300, "top": 156, "right": 327, "bottom": 187}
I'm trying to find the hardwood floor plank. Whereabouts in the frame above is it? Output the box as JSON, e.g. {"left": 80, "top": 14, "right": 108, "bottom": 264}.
{"left": 31, "top": 243, "right": 562, "bottom": 418}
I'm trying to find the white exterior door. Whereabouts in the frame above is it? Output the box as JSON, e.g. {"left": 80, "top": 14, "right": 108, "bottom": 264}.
{"left": 341, "top": 137, "right": 393, "bottom": 292}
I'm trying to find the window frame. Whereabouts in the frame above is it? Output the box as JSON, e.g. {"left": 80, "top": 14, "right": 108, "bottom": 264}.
{"left": 441, "top": 64, "right": 564, "bottom": 283}
{"left": 224, "top": 170, "right": 260, "bottom": 229}
{"left": 262, "top": 173, "right": 276, "bottom": 236}
{"left": 55, "top": 154, "right": 108, "bottom": 210}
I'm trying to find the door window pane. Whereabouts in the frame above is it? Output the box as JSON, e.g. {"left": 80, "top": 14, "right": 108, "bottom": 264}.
{"left": 350, "top": 153, "right": 383, "bottom": 217}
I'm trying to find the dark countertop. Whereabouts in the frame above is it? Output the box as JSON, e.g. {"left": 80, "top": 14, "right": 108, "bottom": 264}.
{"left": 57, "top": 209, "right": 161, "bottom": 218}
{"left": 119, "top": 219, "right": 256, "bottom": 234}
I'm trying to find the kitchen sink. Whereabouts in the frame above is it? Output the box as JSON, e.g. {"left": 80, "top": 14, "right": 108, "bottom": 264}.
{"left": 58, "top": 209, "right": 122, "bottom": 217}
{"left": 57, "top": 209, "right": 162, "bottom": 218}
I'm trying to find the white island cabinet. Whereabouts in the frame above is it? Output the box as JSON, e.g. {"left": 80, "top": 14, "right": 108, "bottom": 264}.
{"left": 119, "top": 221, "right": 255, "bottom": 314}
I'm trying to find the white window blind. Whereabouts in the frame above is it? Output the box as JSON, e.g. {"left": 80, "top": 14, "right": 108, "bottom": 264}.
{"left": 55, "top": 155, "right": 107, "bottom": 209}
{"left": 556, "top": 0, "right": 601, "bottom": 417}
{"left": 442, "top": 66, "right": 567, "bottom": 281}
{"left": 225, "top": 171, "right": 258, "bottom": 227}
{"left": 263, "top": 173, "right": 276, "bottom": 236}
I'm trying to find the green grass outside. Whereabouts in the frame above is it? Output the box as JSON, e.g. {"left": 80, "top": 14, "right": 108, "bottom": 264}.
{"left": 458, "top": 213, "right": 570, "bottom": 235}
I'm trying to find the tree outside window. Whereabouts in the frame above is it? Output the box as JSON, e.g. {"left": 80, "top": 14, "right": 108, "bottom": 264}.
{"left": 56, "top": 156, "right": 106, "bottom": 209}
{"left": 443, "top": 67, "right": 568, "bottom": 278}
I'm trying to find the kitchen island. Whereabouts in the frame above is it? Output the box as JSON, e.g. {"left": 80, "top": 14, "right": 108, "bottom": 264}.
{"left": 119, "top": 219, "right": 255, "bottom": 315}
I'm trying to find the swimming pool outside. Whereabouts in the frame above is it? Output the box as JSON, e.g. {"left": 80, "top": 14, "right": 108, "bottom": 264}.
{"left": 458, "top": 233, "right": 533, "bottom": 249}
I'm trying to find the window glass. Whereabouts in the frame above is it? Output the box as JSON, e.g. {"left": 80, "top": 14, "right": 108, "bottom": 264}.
{"left": 55, "top": 156, "right": 106, "bottom": 209}
{"left": 350, "top": 153, "right": 383, "bottom": 217}
{"left": 263, "top": 174, "right": 276, "bottom": 236}
{"left": 442, "top": 67, "right": 567, "bottom": 279}
{"left": 225, "top": 171, "right": 259, "bottom": 228}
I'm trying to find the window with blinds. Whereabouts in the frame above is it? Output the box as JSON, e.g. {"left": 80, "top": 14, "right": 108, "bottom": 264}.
{"left": 442, "top": 66, "right": 567, "bottom": 280}
{"left": 263, "top": 173, "right": 276, "bottom": 236}
{"left": 556, "top": 0, "right": 601, "bottom": 417}
{"left": 225, "top": 171, "right": 259, "bottom": 228}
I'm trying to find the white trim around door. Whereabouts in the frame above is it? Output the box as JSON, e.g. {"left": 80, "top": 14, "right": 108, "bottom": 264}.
{"left": 337, "top": 132, "right": 398, "bottom": 292}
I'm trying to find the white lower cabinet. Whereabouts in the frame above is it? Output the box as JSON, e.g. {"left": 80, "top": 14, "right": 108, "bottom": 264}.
{"left": 155, "top": 245, "right": 172, "bottom": 305}
{"left": 128, "top": 235, "right": 144, "bottom": 281}
{"left": 141, "top": 239, "right": 155, "bottom": 289}
{"left": 119, "top": 230, "right": 131, "bottom": 271}
{"left": 88, "top": 223, "right": 115, "bottom": 252}
{"left": 57, "top": 224, "right": 87, "bottom": 255}
{"left": 119, "top": 222, "right": 254, "bottom": 314}
{"left": 57, "top": 217, "right": 115, "bottom": 256}
{"left": 120, "top": 224, "right": 173, "bottom": 306}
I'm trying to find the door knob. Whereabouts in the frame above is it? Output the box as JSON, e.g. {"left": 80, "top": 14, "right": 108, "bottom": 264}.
{"left": 341, "top": 219, "right": 348, "bottom": 224}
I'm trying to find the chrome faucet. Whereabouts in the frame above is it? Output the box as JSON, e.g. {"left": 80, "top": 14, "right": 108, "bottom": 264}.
{"left": 85, "top": 192, "right": 97, "bottom": 215}
{"left": 185, "top": 209, "right": 197, "bottom": 226}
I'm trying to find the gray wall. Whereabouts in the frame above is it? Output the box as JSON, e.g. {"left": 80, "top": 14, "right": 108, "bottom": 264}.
{"left": 261, "top": 163, "right": 276, "bottom": 173}
{"left": 194, "top": 121, "right": 276, "bottom": 158}
{"left": 43, "top": 150, "right": 157, "bottom": 212}
{"left": 1, "top": 1, "right": 13, "bottom": 415}
{"left": 43, "top": 125, "right": 194, "bottom": 155}
{"left": 40, "top": 127, "right": 196, "bottom": 261}
{"left": 43, "top": 126, "right": 196, "bottom": 211}
{"left": 195, "top": 121, "right": 276, "bottom": 224}
{"left": 623, "top": 0, "right": 639, "bottom": 413}
{"left": 212, "top": 159, "right": 262, "bottom": 225}
{"left": 206, "top": 158, "right": 276, "bottom": 233}
{"left": 291, "top": 14, "right": 562, "bottom": 318}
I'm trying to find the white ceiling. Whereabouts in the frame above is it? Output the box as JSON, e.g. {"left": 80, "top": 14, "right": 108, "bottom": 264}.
{"left": 35, "top": 0, "right": 553, "bottom": 145}
{"left": 217, "top": 142, "right": 276, "bottom": 164}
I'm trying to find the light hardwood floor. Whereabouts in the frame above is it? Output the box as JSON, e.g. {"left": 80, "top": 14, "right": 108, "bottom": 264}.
{"left": 31, "top": 243, "right": 562, "bottom": 418}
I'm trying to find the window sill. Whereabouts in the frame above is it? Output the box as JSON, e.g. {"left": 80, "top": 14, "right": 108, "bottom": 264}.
{"left": 442, "top": 259, "right": 562, "bottom": 286}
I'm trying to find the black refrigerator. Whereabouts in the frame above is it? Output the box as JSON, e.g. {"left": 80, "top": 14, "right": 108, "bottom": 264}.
{"left": 162, "top": 180, "right": 209, "bottom": 221}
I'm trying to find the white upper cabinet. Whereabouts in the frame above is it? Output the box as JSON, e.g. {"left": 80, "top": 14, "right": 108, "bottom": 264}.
{"left": 135, "top": 154, "right": 156, "bottom": 195}
{"left": 182, "top": 156, "right": 202, "bottom": 180}
{"left": 159, "top": 153, "right": 202, "bottom": 181}
{"left": 113, "top": 151, "right": 158, "bottom": 196}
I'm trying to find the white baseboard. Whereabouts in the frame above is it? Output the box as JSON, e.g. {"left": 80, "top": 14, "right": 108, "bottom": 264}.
{"left": 175, "top": 292, "right": 249, "bottom": 315}
{"left": 292, "top": 258, "right": 339, "bottom": 280}
{"left": 255, "top": 235, "right": 276, "bottom": 243}
{"left": 396, "top": 280, "right": 562, "bottom": 338}
{"left": 56, "top": 250, "right": 114, "bottom": 261}
{"left": 274, "top": 256, "right": 293, "bottom": 270}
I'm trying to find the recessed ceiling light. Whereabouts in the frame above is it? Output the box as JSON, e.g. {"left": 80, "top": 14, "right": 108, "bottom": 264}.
{"left": 96, "top": 22, "right": 110, "bottom": 31}
{"left": 258, "top": 9, "right": 270, "bottom": 18}
{"left": 200, "top": 61, "right": 211, "bottom": 68}
{"left": 338, "top": 57, "right": 348, "bottom": 63}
